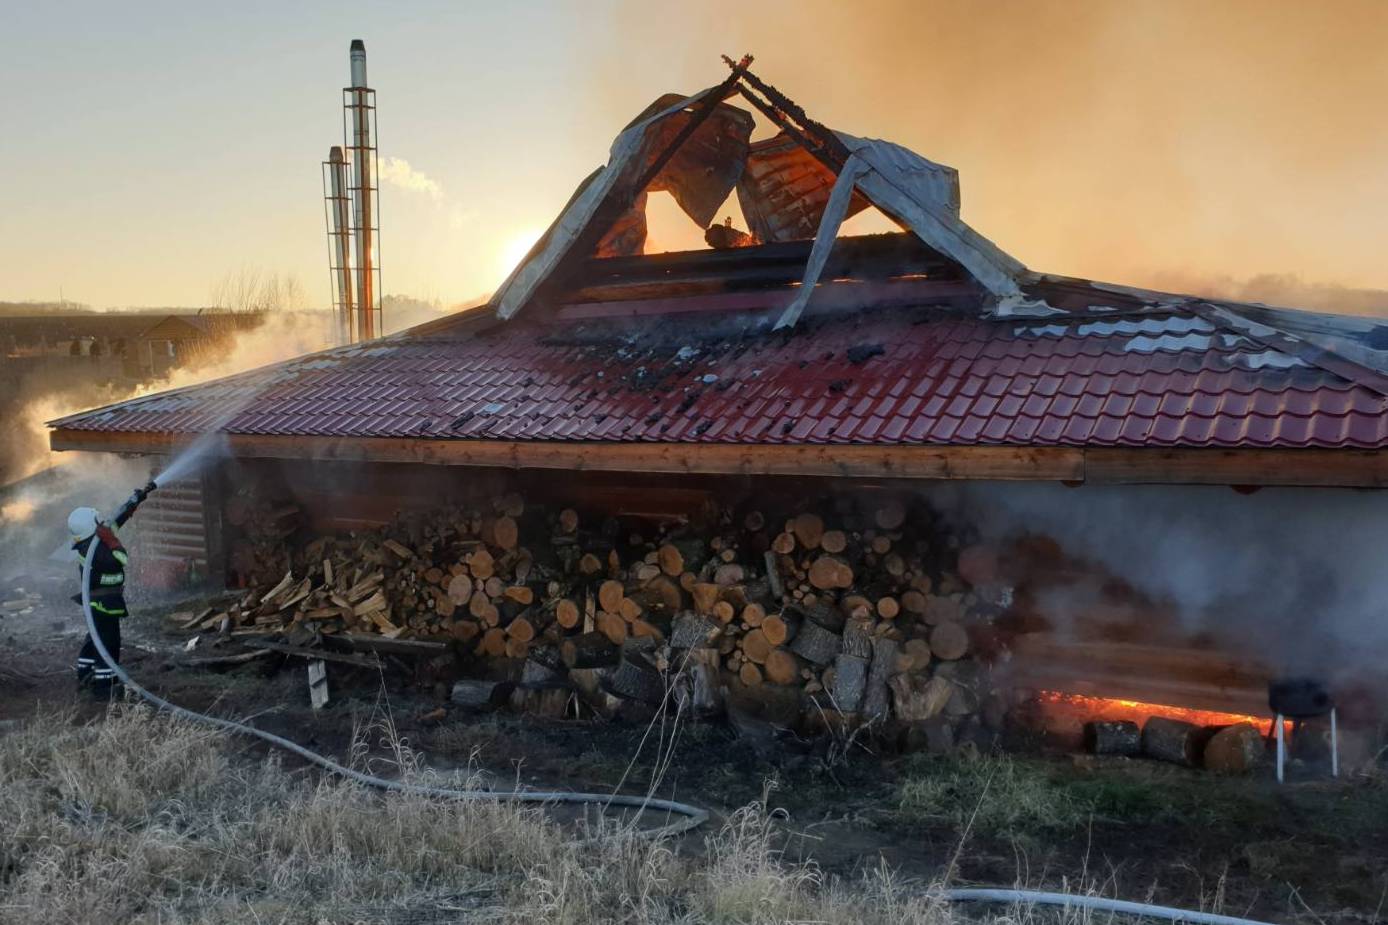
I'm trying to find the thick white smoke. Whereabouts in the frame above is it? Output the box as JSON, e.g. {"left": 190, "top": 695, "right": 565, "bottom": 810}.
{"left": 929, "top": 481, "right": 1388, "bottom": 686}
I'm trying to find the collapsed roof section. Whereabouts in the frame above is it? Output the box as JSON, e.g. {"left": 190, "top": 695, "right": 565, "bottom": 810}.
{"left": 493, "top": 57, "right": 1031, "bottom": 326}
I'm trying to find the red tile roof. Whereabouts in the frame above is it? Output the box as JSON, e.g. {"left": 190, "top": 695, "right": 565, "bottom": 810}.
{"left": 50, "top": 300, "right": 1388, "bottom": 450}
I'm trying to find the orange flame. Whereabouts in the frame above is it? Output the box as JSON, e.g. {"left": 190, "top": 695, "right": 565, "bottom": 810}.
{"left": 1036, "top": 690, "right": 1285, "bottom": 736}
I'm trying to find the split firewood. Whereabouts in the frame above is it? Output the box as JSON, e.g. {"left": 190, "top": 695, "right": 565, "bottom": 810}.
{"left": 789, "top": 619, "right": 841, "bottom": 666}
{"left": 692, "top": 582, "right": 721, "bottom": 615}
{"left": 259, "top": 571, "right": 295, "bottom": 605}
{"left": 504, "top": 586, "right": 534, "bottom": 605}
{"left": 383, "top": 539, "right": 414, "bottom": 560}
{"left": 671, "top": 612, "right": 722, "bottom": 649}
{"left": 714, "top": 563, "right": 744, "bottom": 586}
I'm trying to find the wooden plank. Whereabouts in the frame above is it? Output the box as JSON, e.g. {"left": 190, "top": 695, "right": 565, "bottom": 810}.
{"left": 1083, "top": 448, "right": 1388, "bottom": 487}
{"left": 328, "top": 633, "right": 449, "bottom": 657}
{"left": 244, "top": 639, "right": 381, "bottom": 669}
{"left": 48, "top": 429, "right": 1388, "bottom": 488}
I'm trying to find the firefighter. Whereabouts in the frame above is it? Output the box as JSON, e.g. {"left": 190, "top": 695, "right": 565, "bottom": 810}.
{"left": 69, "top": 481, "right": 155, "bottom": 698}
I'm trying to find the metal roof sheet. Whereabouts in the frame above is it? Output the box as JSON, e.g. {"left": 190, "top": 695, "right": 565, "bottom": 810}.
{"left": 50, "top": 303, "right": 1388, "bottom": 450}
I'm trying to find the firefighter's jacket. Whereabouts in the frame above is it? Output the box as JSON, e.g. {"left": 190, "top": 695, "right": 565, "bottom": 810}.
{"left": 73, "top": 525, "right": 130, "bottom": 617}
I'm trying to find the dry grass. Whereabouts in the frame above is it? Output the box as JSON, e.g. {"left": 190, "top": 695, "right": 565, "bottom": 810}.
{"left": 0, "top": 705, "right": 1000, "bottom": 925}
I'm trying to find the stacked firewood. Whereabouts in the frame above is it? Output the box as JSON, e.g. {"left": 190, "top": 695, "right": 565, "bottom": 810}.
{"left": 218, "top": 488, "right": 1009, "bottom": 736}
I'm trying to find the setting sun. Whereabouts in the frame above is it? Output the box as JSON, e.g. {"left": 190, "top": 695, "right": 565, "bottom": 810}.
{"left": 497, "top": 227, "right": 544, "bottom": 284}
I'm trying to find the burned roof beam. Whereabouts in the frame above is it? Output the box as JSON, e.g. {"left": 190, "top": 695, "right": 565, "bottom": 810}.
{"left": 726, "top": 56, "right": 854, "bottom": 167}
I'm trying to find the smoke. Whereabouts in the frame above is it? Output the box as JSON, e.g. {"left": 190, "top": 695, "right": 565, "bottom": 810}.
{"left": 929, "top": 481, "right": 1388, "bottom": 686}
{"left": 588, "top": 0, "right": 1388, "bottom": 305}
{"left": 6, "top": 311, "right": 334, "bottom": 488}
{"left": 379, "top": 156, "right": 444, "bottom": 202}
{"left": 1139, "top": 271, "right": 1388, "bottom": 318}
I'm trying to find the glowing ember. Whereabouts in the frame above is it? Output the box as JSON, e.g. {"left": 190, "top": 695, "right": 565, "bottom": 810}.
{"left": 1037, "top": 690, "right": 1285, "bottom": 736}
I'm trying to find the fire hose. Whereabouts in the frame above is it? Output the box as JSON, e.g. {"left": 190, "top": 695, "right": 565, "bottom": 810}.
{"left": 78, "top": 523, "right": 709, "bottom": 840}
{"left": 79, "top": 506, "right": 1281, "bottom": 924}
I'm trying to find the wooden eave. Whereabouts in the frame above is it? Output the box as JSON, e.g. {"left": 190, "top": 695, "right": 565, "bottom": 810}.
{"left": 48, "top": 428, "right": 1388, "bottom": 488}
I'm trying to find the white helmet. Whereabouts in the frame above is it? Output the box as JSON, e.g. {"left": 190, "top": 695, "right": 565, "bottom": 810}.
{"left": 68, "top": 507, "right": 100, "bottom": 540}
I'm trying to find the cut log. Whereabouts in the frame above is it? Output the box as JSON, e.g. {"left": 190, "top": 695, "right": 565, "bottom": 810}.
{"left": 504, "top": 585, "right": 534, "bottom": 605}
{"left": 505, "top": 637, "right": 531, "bottom": 659}
{"left": 630, "top": 620, "right": 663, "bottom": 640}
{"left": 771, "top": 532, "right": 796, "bottom": 555}
{"left": 928, "top": 621, "right": 969, "bottom": 661}
{"left": 609, "top": 656, "right": 665, "bottom": 704}
{"left": 469, "top": 549, "right": 495, "bottom": 580}
{"left": 658, "top": 543, "right": 684, "bottom": 577}
{"left": 713, "top": 600, "right": 735, "bottom": 624}
{"left": 507, "top": 616, "right": 535, "bottom": 642}
{"left": 924, "top": 595, "right": 963, "bottom": 626}
{"left": 761, "top": 614, "right": 790, "bottom": 647}
{"left": 741, "top": 629, "right": 772, "bottom": 664}
{"left": 596, "top": 611, "right": 628, "bottom": 645}
{"left": 451, "top": 679, "right": 504, "bottom": 709}
{"left": 690, "top": 582, "right": 720, "bottom": 616}
{"left": 899, "top": 637, "right": 932, "bottom": 671}
{"left": 1141, "top": 717, "right": 1204, "bottom": 767}
{"left": 674, "top": 647, "right": 725, "bottom": 716}
{"left": 558, "top": 508, "right": 579, "bottom": 534}
{"left": 484, "top": 576, "right": 505, "bottom": 599}
{"left": 671, "top": 612, "right": 722, "bottom": 649}
{"left": 890, "top": 674, "right": 954, "bottom": 722}
{"left": 493, "top": 516, "right": 519, "bottom": 551}
{"left": 830, "top": 654, "right": 870, "bottom": 712}
{"left": 598, "top": 580, "right": 625, "bottom": 614}
{"left": 874, "top": 500, "right": 906, "bottom": 531}
{"left": 792, "top": 513, "right": 825, "bottom": 550}
{"left": 808, "top": 556, "right": 853, "bottom": 591}
{"left": 478, "top": 628, "right": 507, "bottom": 657}
{"left": 876, "top": 596, "right": 900, "bottom": 619}
{"left": 714, "top": 563, "right": 745, "bottom": 586}
{"left": 861, "top": 636, "right": 899, "bottom": 721}
{"left": 579, "top": 553, "right": 603, "bottom": 575}
{"left": 790, "top": 619, "right": 842, "bottom": 665}
{"left": 555, "top": 598, "right": 580, "bottom": 629}
{"left": 618, "top": 598, "right": 643, "bottom": 622}
{"left": 561, "top": 631, "right": 620, "bottom": 669}
{"left": 738, "top": 662, "right": 764, "bottom": 687}
{"left": 901, "top": 589, "right": 927, "bottom": 615}
{"left": 741, "top": 603, "right": 766, "bottom": 627}
{"left": 840, "top": 617, "right": 874, "bottom": 659}
{"left": 820, "top": 530, "right": 847, "bottom": 554}
{"left": 1203, "top": 723, "right": 1265, "bottom": 773}
{"left": 764, "top": 648, "right": 799, "bottom": 685}
{"left": 1084, "top": 720, "right": 1141, "bottom": 756}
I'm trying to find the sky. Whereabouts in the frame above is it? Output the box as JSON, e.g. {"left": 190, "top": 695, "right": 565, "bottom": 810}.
{"left": 3, "top": 0, "right": 1387, "bottom": 313}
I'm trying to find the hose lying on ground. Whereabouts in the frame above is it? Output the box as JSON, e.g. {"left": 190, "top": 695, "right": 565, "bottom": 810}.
{"left": 79, "top": 538, "right": 709, "bottom": 840}
{"left": 942, "top": 888, "right": 1278, "bottom": 925}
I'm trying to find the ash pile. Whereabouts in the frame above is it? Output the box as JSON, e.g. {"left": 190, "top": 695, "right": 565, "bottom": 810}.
{"left": 198, "top": 488, "right": 1012, "bottom": 753}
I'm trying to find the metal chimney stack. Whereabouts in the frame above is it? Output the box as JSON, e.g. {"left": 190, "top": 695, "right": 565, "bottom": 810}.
{"left": 321, "top": 146, "right": 355, "bottom": 344}
{"left": 344, "top": 39, "right": 380, "bottom": 340}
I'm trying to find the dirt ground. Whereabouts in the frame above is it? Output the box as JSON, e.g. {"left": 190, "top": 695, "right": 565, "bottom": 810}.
{"left": 4, "top": 592, "right": 1386, "bottom": 924}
